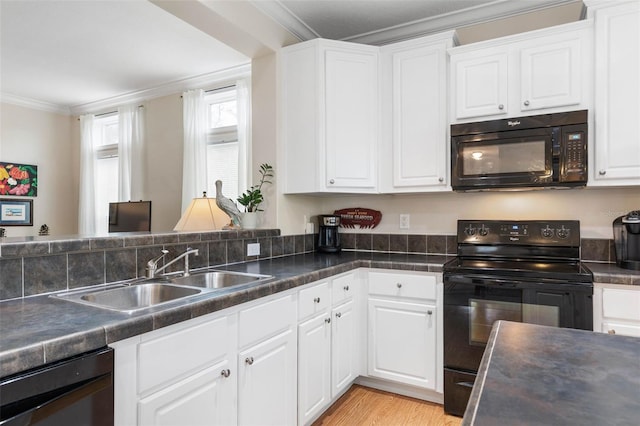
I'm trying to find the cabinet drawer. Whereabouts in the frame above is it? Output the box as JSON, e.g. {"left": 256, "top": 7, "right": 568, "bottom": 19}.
{"left": 368, "top": 271, "right": 437, "bottom": 300}
{"left": 299, "top": 281, "right": 330, "bottom": 320}
{"left": 138, "top": 315, "right": 230, "bottom": 395}
{"left": 239, "top": 294, "right": 295, "bottom": 348}
{"left": 601, "top": 320, "right": 640, "bottom": 338}
{"left": 332, "top": 272, "right": 356, "bottom": 305}
{"left": 602, "top": 288, "right": 640, "bottom": 321}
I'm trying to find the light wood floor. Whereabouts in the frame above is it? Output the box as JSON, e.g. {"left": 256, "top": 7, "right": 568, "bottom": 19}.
{"left": 312, "top": 385, "right": 463, "bottom": 426}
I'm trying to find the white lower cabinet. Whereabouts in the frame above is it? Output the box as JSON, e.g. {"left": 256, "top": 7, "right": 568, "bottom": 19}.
{"left": 113, "top": 268, "right": 443, "bottom": 425}
{"left": 367, "top": 270, "right": 441, "bottom": 392}
{"left": 297, "top": 272, "right": 360, "bottom": 425}
{"left": 593, "top": 283, "right": 640, "bottom": 337}
{"left": 139, "top": 360, "right": 234, "bottom": 426}
{"left": 237, "top": 329, "right": 297, "bottom": 425}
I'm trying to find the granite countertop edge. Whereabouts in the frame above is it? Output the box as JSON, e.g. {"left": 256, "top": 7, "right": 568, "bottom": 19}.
{"left": 0, "top": 252, "right": 447, "bottom": 378}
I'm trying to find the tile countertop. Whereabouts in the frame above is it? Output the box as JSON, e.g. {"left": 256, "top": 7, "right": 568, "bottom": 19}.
{"left": 462, "top": 321, "right": 640, "bottom": 426}
{"left": 0, "top": 252, "right": 448, "bottom": 378}
{"left": 1, "top": 253, "right": 638, "bottom": 379}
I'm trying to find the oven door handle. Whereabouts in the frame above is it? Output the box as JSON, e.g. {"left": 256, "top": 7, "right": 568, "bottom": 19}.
{"left": 446, "top": 274, "right": 524, "bottom": 287}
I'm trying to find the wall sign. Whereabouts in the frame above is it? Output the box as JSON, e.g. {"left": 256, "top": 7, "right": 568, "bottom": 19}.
{"left": 334, "top": 207, "right": 382, "bottom": 229}
{"left": 0, "top": 162, "right": 38, "bottom": 197}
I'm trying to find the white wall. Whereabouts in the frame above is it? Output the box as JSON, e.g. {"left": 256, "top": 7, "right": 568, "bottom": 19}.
{"left": 0, "top": 103, "right": 77, "bottom": 237}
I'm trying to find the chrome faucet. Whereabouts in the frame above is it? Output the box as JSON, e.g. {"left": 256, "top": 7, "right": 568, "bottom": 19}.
{"left": 146, "top": 248, "right": 199, "bottom": 278}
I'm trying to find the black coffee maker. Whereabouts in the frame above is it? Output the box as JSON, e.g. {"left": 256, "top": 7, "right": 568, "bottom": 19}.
{"left": 613, "top": 210, "right": 640, "bottom": 270}
{"left": 317, "top": 215, "right": 341, "bottom": 253}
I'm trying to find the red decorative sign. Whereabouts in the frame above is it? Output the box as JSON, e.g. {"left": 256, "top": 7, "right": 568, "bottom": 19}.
{"left": 334, "top": 208, "right": 382, "bottom": 229}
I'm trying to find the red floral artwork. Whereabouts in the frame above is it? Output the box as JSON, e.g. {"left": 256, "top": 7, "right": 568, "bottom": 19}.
{"left": 0, "top": 162, "right": 37, "bottom": 197}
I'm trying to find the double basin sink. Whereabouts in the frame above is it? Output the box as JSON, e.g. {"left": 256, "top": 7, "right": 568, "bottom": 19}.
{"left": 54, "top": 270, "right": 273, "bottom": 314}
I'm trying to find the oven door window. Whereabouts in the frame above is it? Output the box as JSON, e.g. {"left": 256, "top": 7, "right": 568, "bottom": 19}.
{"left": 469, "top": 298, "right": 559, "bottom": 346}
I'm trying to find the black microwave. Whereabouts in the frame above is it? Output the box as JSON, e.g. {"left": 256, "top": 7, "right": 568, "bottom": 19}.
{"left": 451, "top": 110, "right": 588, "bottom": 191}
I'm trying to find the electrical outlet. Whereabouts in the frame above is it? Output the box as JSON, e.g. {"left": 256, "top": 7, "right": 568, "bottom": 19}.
{"left": 247, "top": 243, "right": 260, "bottom": 256}
{"left": 399, "top": 214, "right": 410, "bottom": 230}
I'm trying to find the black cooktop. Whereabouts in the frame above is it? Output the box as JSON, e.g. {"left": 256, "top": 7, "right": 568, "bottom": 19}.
{"left": 443, "top": 257, "right": 593, "bottom": 284}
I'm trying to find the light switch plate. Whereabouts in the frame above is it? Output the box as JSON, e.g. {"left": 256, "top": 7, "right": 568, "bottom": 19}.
{"left": 399, "top": 214, "right": 410, "bottom": 230}
{"left": 247, "top": 243, "right": 260, "bottom": 256}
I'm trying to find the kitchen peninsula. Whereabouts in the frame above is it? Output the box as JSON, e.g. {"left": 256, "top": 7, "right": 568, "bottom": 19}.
{"left": 463, "top": 321, "right": 640, "bottom": 425}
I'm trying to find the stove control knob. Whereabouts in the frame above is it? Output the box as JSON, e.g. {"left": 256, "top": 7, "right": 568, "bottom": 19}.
{"left": 465, "top": 226, "right": 477, "bottom": 236}
{"left": 541, "top": 226, "right": 554, "bottom": 238}
{"left": 556, "top": 226, "right": 569, "bottom": 239}
{"left": 479, "top": 226, "right": 489, "bottom": 236}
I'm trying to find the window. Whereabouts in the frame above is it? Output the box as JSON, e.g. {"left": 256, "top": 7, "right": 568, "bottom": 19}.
{"left": 93, "top": 114, "right": 119, "bottom": 233}
{"left": 205, "top": 87, "right": 240, "bottom": 201}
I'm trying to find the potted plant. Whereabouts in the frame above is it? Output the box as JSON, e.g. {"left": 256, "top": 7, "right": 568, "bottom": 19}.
{"left": 237, "top": 163, "right": 274, "bottom": 229}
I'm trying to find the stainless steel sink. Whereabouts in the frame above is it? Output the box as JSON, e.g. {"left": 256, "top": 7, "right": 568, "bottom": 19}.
{"left": 54, "top": 271, "right": 273, "bottom": 313}
{"left": 170, "top": 270, "right": 273, "bottom": 290}
{"left": 55, "top": 282, "right": 203, "bottom": 313}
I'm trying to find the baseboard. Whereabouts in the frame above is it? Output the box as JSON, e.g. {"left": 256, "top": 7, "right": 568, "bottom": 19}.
{"left": 354, "top": 376, "right": 444, "bottom": 405}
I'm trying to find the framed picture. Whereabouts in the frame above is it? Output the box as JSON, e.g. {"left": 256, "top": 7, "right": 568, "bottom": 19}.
{"left": 0, "top": 162, "right": 38, "bottom": 197}
{"left": 0, "top": 199, "right": 33, "bottom": 226}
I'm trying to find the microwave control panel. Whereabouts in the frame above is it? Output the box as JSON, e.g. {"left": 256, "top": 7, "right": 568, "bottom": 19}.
{"left": 560, "top": 125, "right": 587, "bottom": 182}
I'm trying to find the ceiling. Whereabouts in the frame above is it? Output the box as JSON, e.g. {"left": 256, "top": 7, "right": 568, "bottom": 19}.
{"left": 0, "top": 0, "right": 583, "bottom": 114}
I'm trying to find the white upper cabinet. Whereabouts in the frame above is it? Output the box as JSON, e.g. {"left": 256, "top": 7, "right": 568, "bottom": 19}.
{"left": 586, "top": 0, "right": 640, "bottom": 186}
{"left": 380, "top": 33, "right": 454, "bottom": 192}
{"left": 450, "top": 20, "right": 593, "bottom": 122}
{"left": 280, "top": 39, "right": 379, "bottom": 194}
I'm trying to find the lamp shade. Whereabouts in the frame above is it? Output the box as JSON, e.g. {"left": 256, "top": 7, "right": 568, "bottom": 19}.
{"left": 174, "top": 193, "right": 229, "bottom": 231}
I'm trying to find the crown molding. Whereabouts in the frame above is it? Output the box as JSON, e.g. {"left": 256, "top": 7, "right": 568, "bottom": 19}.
{"left": 0, "top": 93, "right": 72, "bottom": 115}
{"left": 250, "top": 0, "right": 314, "bottom": 42}
{"left": 3, "top": 63, "right": 251, "bottom": 116}
{"left": 254, "top": 0, "right": 579, "bottom": 46}
{"left": 70, "top": 63, "right": 251, "bottom": 115}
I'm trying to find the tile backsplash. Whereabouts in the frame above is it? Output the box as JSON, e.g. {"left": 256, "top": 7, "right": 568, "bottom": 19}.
{"left": 0, "top": 230, "right": 615, "bottom": 301}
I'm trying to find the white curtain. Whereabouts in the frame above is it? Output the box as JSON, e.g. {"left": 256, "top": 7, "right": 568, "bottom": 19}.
{"left": 236, "top": 78, "right": 251, "bottom": 194}
{"left": 78, "top": 114, "right": 96, "bottom": 235}
{"left": 118, "top": 104, "right": 145, "bottom": 201}
{"left": 181, "top": 89, "right": 209, "bottom": 212}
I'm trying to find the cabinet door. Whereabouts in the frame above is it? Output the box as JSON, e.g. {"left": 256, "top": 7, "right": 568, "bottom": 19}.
{"left": 298, "top": 313, "right": 331, "bottom": 425}
{"left": 520, "top": 35, "right": 584, "bottom": 111}
{"left": 390, "top": 45, "right": 448, "bottom": 189}
{"left": 139, "top": 360, "right": 235, "bottom": 426}
{"left": 592, "top": 2, "right": 640, "bottom": 183}
{"left": 452, "top": 51, "right": 508, "bottom": 119}
{"left": 238, "top": 329, "right": 296, "bottom": 426}
{"left": 332, "top": 300, "right": 356, "bottom": 398}
{"left": 600, "top": 320, "right": 640, "bottom": 338}
{"left": 324, "top": 48, "right": 378, "bottom": 191}
{"left": 368, "top": 298, "right": 437, "bottom": 389}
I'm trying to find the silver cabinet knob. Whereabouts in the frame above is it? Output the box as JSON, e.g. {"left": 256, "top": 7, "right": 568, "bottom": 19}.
{"left": 245, "top": 357, "right": 254, "bottom": 365}
{"left": 314, "top": 297, "right": 321, "bottom": 303}
{"left": 343, "top": 285, "right": 349, "bottom": 291}
{"left": 396, "top": 283, "right": 402, "bottom": 288}
{"left": 608, "top": 329, "right": 616, "bottom": 335}
{"left": 498, "top": 104, "right": 504, "bottom": 110}
{"left": 325, "top": 317, "right": 331, "bottom": 323}
{"left": 599, "top": 170, "right": 607, "bottom": 176}
{"left": 438, "top": 177, "right": 444, "bottom": 183}
{"left": 221, "top": 369, "right": 231, "bottom": 378}
{"left": 329, "top": 179, "right": 335, "bottom": 184}
{"left": 524, "top": 100, "right": 530, "bottom": 106}
{"left": 335, "top": 312, "right": 342, "bottom": 318}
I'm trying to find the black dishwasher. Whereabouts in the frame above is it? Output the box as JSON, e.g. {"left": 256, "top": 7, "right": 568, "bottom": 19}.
{"left": 0, "top": 347, "right": 114, "bottom": 426}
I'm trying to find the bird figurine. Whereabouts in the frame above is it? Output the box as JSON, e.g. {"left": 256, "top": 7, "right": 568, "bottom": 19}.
{"left": 215, "top": 180, "right": 242, "bottom": 229}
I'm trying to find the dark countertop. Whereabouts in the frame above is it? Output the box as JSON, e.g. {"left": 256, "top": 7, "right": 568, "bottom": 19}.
{"left": 0, "top": 252, "right": 447, "bottom": 378}
{"left": 585, "top": 261, "right": 640, "bottom": 286}
{"left": 463, "top": 321, "right": 640, "bottom": 426}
